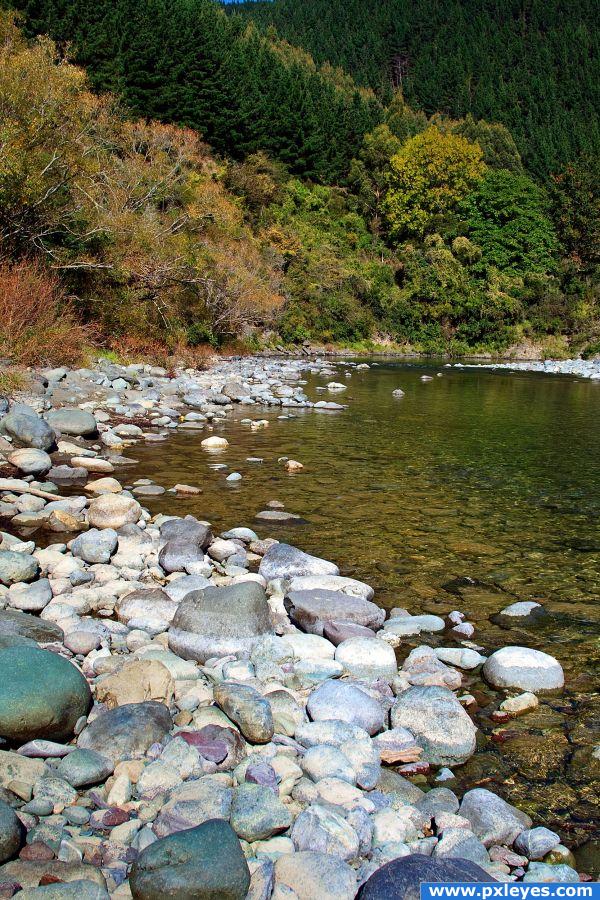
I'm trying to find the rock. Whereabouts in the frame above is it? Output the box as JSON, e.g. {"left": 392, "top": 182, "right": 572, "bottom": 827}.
{"left": 401, "top": 646, "right": 462, "bottom": 690}
{"left": 432, "top": 828, "right": 490, "bottom": 866}
{"left": 287, "top": 575, "right": 374, "bottom": 601}
{"left": 301, "top": 745, "right": 356, "bottom": 785}
{"left": 323, "top": 622, "right": 377, "bottom": 644}
{"left": 7, "top": 578, "right": 52, "bottom": 612}
{"left": 158, "top": 517, "right": 212, "bottom": 574}
{"left": 0, "top": 412, "right": 55, "bottom": 450}
{"left": 163, "top": 575, "right": 211, "bottom": 603}
{"left": 87, "top": 494, "right": 141, "bottom": 529}
{"left": 0, "top": 551, "right": 39, "bottom": 587}
{"left": 335, "top": 637, "right": 397, "bottom": 681}
{"left": 0, "top": 861, "right": 107, "bottom": 891}
{"left": 153, "top": 777, "right": 233, "bottom": 838}
{"left": 15, "top": 881, "right": 109, "bottom": 899}
{"left": 286, "top": 590, "right": 385, "bottom": 635}
{"left": 0, "top": 609, "right": 63, "bottom": 643}
{"left": 483, "top": 647, "right": 564, "bottom": 692}
{"left": 358, "top": 853, "right": 495, "bottom": 900}
{"left": 435, "top": 648, "right": 486, "bottom": 670}
{"left": 0, "top": 799, "right": 23, "bottom": 863}
{"left": 129, "top": 818, "right": 250, "bottom": 900}
{"left": 116, "top": 589, "right": 177, "bottom": 628}
{"left": 85, "top": 476, "right": 123, "bottom": 495}
{"left": 499, "top": 692, "right": 539, "bottom": 715}
{"left": 373, "top": 728, "right": 423, "bottom": 764}
{"left": 77, "top": 701, "right": 172, "bottom": 763}
{"left": 284, "top": 460, "right": 303, "bottom": 472}
{"left": 514, "top": 827, "right": 561, "bottom": 860}
{"left": 259, "top": 544, "right": 339, "bottom": 581}
{"left": 169, "top": 582, "right": 273, "bottom": 663}
{"left": 523, "top": 863, "right": 579, "bottom": 882}
{"left": 200, "top": 436, "right": 229, "bottom": 449}
{"left": 291, "top": 804, "right": 359, "bottom": 860}
{"left": 274, "top": 851, "right": 356, "bottom": 900}
{"left": 230, "top": 784, "right": 292, "bottom": 841}
{"left": 7, "top": 449, "right": 52, "bottom": 476}
{"left": 95, "top": 659, "right": 174, "bottom": 708}
{"left": 0, "top": 646, "right": 91, "bottom": 742}
{"left": 459, "top": 789, "right": 531, "bottom": 847}
{"left": 56, "top": 749, "right": 114, "bottom": 787}
{"left": 498, "top": 601, "right": 542, "bottom": 618}
{"left": 306, "top": 680, "right": 385, "bottom": 736}
{"left": 391, "top": 686, "right": 477, "bottom": 765}
{"left": 214, "top": 683, "right": 274, "bottom": 743}
{"left": 45, "top": 409, "right": 97, "bottom": 437}
{"left": 71, "top": 529, "right": 118, "bottom": 565}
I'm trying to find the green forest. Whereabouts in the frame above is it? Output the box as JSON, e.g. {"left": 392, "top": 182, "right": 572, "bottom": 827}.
{"left": 233, "top": 0, "right": 600, "bottom": 178}
{"left": 0, "top": 0, "right": 598, "bottom": 365}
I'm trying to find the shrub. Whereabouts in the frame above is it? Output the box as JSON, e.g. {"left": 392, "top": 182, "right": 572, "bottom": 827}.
{"left": 0, "top": 259, "right": 93, "bottom": 365}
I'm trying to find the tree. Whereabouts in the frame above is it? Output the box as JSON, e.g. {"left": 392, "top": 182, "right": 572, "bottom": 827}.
{"left": 348, "top": 124, "right": 402, "bottom": 232}
{"left": 460, "top": 170, "right": 558, "bottom": 277}
{"left": 384, "top": 126, "right": 485, "bottom": 241}
{"left": 550, "top": 156, "right": 600, "bottom": 276}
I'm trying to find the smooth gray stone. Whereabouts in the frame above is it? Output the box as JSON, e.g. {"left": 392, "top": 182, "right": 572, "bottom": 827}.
{"left": 77, "top": 701, "right": 172, "bottom": 763}
{"left": 0, "top": 412, "right": 55, "bottom": 450}
{"left": 45, "top": 409, "right": 98, "bottom": 437}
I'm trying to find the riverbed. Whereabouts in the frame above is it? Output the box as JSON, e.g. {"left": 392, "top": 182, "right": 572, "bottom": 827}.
{"left": 124, "top": 360, "right": 600, "bottom": 867}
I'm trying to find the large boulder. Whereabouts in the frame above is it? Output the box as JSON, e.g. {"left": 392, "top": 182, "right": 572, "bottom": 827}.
{"left": 259, "top": 543, "right": 339, "bottom": 581}
{"left": 129, "top": 819, "right": 250, "bottom": 900}
{"left": 306, "top": 680, "right": 385, "bottom": 736}
{"left": 0, "top": 551, "right": 39, "bottom": 587}
{"left": 483, "top": 647, "right": 564, "bottom": 692}
{"left": 0, "top": 646, "right": 91, "bottom": 742}
{"left": 286, "top": 589, "right": 385, "bottom": 635}
{"left": 391, "top": 686, "right": 477, "bottom": 765}
{"left": 459, "top": 788, "right": 531, "bottom": 847}
{"left": 358, "top": 853, "right": 495, "bottom": 900}
{"left": 77, "top": 701, "right": 172, "bottom": 763}
{"left": 168, "top": 582, "right": 273, "bottom": 663}
{"left": 0, "top": 412, "right": 55, "bottom": 450}
{"left": 158, "top": 517, "right": 212, "bottom": 574}
{"left": 0, "top": 609, "right": 63, "bottom": 644}
{"left": 45, "top": 408, "right": 98, "bottom": 437}
{"left": 88, "top": 494, "right": 141, "bottom": 529}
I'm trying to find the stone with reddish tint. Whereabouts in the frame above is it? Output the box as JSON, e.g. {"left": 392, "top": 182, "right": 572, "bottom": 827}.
{"left": 245, "top": 762, "right": 278, "bottom": 793}
{"left": 19, "top": 842, "right": 55, "bottom": 861}
{"left": 322, "top": 621, "right": 376, "bottom": 645}
{"left": 180, "top": 725, "right": 244, "bottom": 769}
{"left": 103, "top": 807, "right": 130, "bottom": 827}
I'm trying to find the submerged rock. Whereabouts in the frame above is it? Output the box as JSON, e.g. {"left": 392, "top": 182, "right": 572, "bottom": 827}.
{"left": 483, "top": 646, "right": 564, "bottom": 692}
{"left": 259, "top": 543, "right": 339, "bottom": 581}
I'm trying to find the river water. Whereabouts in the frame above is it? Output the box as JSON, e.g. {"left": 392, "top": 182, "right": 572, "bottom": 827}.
{"left": 125, "top": 360, "right": 599, "bottom": 870}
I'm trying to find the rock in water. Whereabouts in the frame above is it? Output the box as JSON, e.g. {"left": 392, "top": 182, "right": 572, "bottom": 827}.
{"left": 391, "top": 685, "right": 477, "bottom": 765}
{"left": 7, "top": 448, "right": 52, "bottom": 475}
{"left": 0, "top": 646, "right": 91, "bottom": 742}
{"left": 168, "top": 582, "right": 273, "bottom": 663}
{"left": 129, "top": 818, "right": 250, "bottom": 900}
{"left": 0, "top": 412, "right": 55, "bottom": 450}
{"left": 259, "top": 543, "right": 339, "bottom": 581}
{"left": 0, "top": 799, "right": 23, "bottom": 863}
{"left": 45, "top": 408, "right": 98, "bottom": 437}
{"left": 483, "top": 646, "right": 564, "bottom": 692}
{"left": 77, "top": 701, "right": 172, "bottom": 763}
{"left": 358, "top": 853, "right": 495, "bottom": 900}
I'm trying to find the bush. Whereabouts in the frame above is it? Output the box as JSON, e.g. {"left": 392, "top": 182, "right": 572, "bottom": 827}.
{"left": 0, "top": 259, "right": 93, "bottom": 365}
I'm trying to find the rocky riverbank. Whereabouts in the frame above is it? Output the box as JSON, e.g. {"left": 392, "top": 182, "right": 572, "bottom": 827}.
{"left": 450, "top": 358, "right": 600, "bottom": 379}
{"left": 0, "top": 356, "right": 589, "bottom": 898}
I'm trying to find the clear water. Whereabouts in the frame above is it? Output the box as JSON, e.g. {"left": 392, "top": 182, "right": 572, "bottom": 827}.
{"left": 125, "top": 361, "right": 600, "bottom": 868}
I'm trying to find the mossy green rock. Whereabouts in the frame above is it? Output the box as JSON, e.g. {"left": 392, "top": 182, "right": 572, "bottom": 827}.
{"left": 0, "top": 647, "right": 91, "bottom": 743}
{"left": 129, "top": 818, "right": 250, "bottom": 900}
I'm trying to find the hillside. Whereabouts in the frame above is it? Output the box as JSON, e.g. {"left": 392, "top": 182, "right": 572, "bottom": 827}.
{"left": 232, "top": 0, "right": 600, "bottom": 177}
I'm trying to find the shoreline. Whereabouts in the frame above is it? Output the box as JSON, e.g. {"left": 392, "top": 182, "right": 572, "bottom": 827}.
{"left": 0, "top": 355, "right": 590, "bottom": 895}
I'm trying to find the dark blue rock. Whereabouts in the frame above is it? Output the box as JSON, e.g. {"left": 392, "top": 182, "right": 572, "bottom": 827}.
{"left": 359, "top": 854, "right": 495, "bottom": 900}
